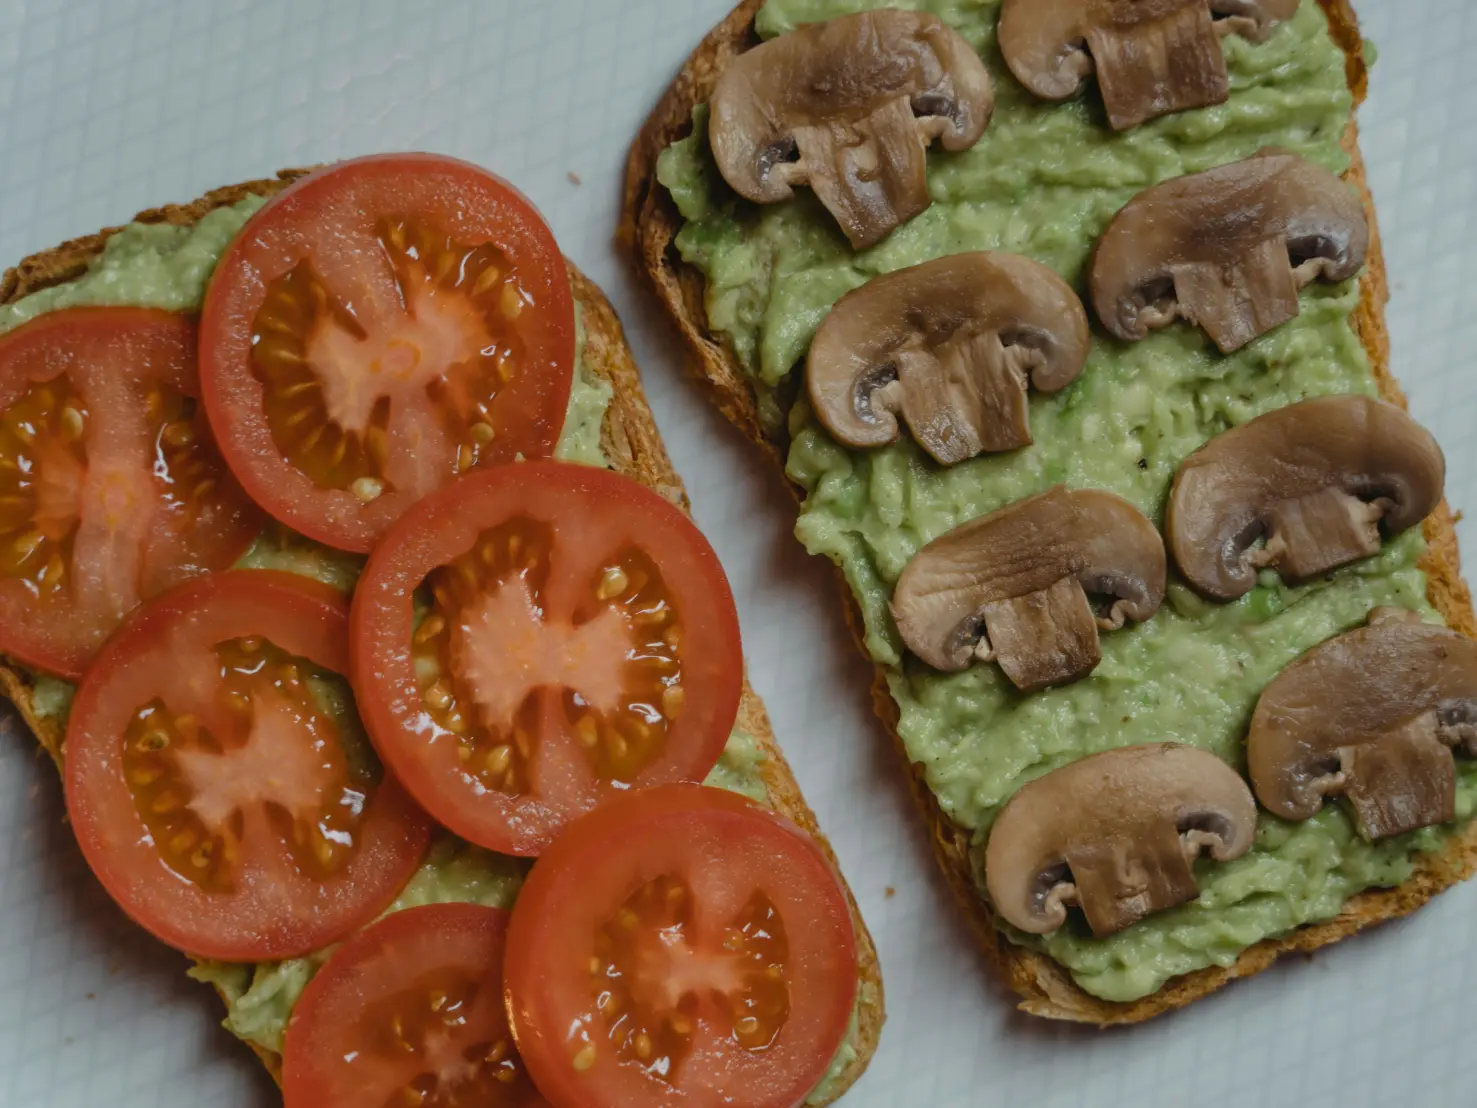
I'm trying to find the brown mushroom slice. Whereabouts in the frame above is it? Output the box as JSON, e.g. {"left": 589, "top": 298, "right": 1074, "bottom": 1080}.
{"left": 1089, "top": 150, "right": 1368, "bottom": 353}
{"left": 1168, "top": 395, "right": 1445, "bottom": 601}
{"left": 1247, "top": 607, "right": 1477, "bottom": 840}
{"left": 891, "top": 486, "right": 1165, "bottom": 691}
{"left": 807, "top": 252, "right": 1090, "bottom": 465}
{"left": 985, "top": 743, "right": 1257, "bottom": 936}
{"left": 998, "top": 0, "right": 1299, "bottom": 131}
{"left": 708, "top": 10, "right": 994, "bottom": 250}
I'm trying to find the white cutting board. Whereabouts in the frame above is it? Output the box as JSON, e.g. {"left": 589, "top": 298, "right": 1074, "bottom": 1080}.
{"left": 1, "top": 1, "right": 1473, "bottom": 1106}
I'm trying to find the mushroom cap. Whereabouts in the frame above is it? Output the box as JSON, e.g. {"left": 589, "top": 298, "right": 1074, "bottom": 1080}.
{"left": 806, "top": 251, "right": 1091, "bottom": 465}
{"left": 998, "top": 0, "right": 1299, "bottom": 131}
{"left": 1247, "top": 608, "right": 1477, "bottom": 837}
{"left": 1168, "top": 395, "right": 1445, "bottom": 601}
{"left": 985, "top": 743, "right": 1257, "bottom": 936}
{"left": 1089, "top": 150, "right": 1369, "bottom": 352}
{"left": 708, "top": 9, "right": 994, "bottom": 249}
{"left": 892, "top": 485, "right": 1166, "bottom": 677}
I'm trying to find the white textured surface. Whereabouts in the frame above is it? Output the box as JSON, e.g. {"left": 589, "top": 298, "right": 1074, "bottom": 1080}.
{"left": 0, "top": 1, "right": 1472, "bottom": 1106}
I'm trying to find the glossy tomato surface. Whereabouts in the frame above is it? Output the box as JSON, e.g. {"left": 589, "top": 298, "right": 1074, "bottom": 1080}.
{"left": 504, "top": 784, "right": 858, "bottom": 1108}
{"left": 200, "top": 154, "right": 576, "bottom": 552}
{"left": 284, "top": 903, "right": 546, "bottom": 1108}
{"left": 64, "top": 570, "right": 432, "bottom": 961}
{"left": 0, "top": 307, "right": 261, "bottom": 677}
{"left": 350, "top": 461, "right": 743, "bottom": 856}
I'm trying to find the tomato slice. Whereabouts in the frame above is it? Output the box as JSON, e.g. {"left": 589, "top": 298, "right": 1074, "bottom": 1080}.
{"left": 0, "top": 307, "right": 262, "bottom": 678}
{"left": 284, "top": 904, "right": 547, "bottom": 1108}
{"left": 64, "top": 570, "right": 433, "bottom": 961}
{"left": 504, "top": 784, "right": 858, "bottom": 1108}
{"left": 350, "top": 461, "right": 743, "bottom": 856}
{"left": 200, "top": 153, "right": 576, "bottom": 553}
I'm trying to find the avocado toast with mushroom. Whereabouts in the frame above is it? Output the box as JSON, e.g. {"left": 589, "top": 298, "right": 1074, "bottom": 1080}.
{"left": 622, "top": 0, "right": 1477, "bottom": 1023}
{"left": 0, "top": 169, "right": 883, "bottom": 1098}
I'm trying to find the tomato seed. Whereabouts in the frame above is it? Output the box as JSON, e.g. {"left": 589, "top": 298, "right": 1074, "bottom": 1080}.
{"left": 351, "top": 476, "right": 385, "bottom": 503}
{"left": 471, "top": 421, "right": 495, "bottom": 445}
{"left": 596, "top": 565, "right": 629, "bottom": 601}
{"left": 59, "top": 406, "right": 84, "bottom": 441}
{"left": 151, "top": 792, "right": 180, "bottom": 815}
{"left": 413, "top": 614, "right": 444, "bottom": 644}
{"left": 161, "top": 422, "right": 194, "bottom": 448}
{"left": 472, "top": 266, "right": 502, "bottom": 297}
{"left": 661, "top": 685, "right": 685, "bottom": 719}
{"left": 635, "top": 1033, "right": 653, "bottom": 1060}
{"left": 572, "top": 1044, "right": 597, "bottom": 1072}
{"left": 498, "top": 284, "right": 524, "bottom": 322}
{"left": 424, "top": 681, "right": 452, "bottom": 711}
{"left": 485, "top": 744, "right": 512, "bottom": 776}
{"left": 137, "top": 730, "right": 170, "bottom": 752}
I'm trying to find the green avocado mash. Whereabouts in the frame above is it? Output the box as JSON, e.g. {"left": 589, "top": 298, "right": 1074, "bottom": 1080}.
{"left": 6, "top": 189, "right": 862, "bottom": 1094}
{"left": 659, "top": 0, "right": 1466, "bottom": 1001}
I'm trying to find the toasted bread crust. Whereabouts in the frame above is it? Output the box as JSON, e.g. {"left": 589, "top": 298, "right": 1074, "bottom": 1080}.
{"left": 0, "top": 174, "right": 882, "bottom": 1099}
{"left": 621, "top": 0, "right": 1477, "bottom": 1024}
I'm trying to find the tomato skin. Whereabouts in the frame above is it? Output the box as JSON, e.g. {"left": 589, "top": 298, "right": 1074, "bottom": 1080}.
{"left": 285, "top": 903, "right": 548, "bottom": 1108}
{"left": 504, "top": 784, "right": 858, "bottom": 1108}
{"left": 199, "top": 153, "right": 576, "bottom": 553}
{"left": 349, "top": 462, "right": 744, "bottom": 857}
{"left": 0, "top": 307, "right": 262, "bottom": 678}
{"left": 64, "top": 570, "right": 433, "bottom": 962}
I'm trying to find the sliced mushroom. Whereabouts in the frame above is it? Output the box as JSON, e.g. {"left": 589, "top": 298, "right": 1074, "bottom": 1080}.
{"left": 1248, "top": 607, "right": 1477, "bottom": 840}
{"left": 708, "top": 10, "right": 994, "bottom": 249}
{"left": 986, "top": 743, "right": 1257, "bottom": 936}
{"left": 892, "top": 486, "right": 1165, "bottom": 691}
{"left": 998, "top": 0, "right": 1300, "bottom": 131}
{"left": 1089, "top": 150, "right": 1368, "bottom": 353}
{"left": 806, "top": 252, "right": 1090, "bottom": 465}
{"left": 1168, "top": 395, "right": 1445, "bottom": 601}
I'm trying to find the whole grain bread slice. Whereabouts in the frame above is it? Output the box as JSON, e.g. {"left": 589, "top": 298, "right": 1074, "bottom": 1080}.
{"left": 620, "top": 0, "right": 1477, "bottom": 1025}
{"left": 0, "top": 173, "right": 883, "bottom": 1098}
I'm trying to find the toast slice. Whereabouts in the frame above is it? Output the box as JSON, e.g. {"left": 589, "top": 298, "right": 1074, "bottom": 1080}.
{"left": 0, "top": 172, "right": 883, "bottom": 1098}
{"left": 621, "top": 0, "right": 1477, "bottom": 1024}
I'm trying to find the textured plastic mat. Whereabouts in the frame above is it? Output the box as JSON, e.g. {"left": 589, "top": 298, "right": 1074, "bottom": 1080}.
{"left": 0, "top": 1, "right": 1472, "bottom": 1106}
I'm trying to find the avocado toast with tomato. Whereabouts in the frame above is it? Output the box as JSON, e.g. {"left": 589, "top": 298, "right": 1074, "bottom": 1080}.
{"left": 622, "top": 0, "right": 1477, "bottom": 1023}
{"left": 0, "top": 160, "right": 882, "bottom": 1104}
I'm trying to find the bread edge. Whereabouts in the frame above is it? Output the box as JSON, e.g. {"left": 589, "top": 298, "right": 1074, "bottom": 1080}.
{"left": 0, "top": 172, "right": 885, "bottom": 1097}
{"left": 618, "top": 0, "right": 1477, "bottom": 1025}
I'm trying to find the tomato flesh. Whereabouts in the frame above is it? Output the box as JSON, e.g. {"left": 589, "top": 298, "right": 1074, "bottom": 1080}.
{"left": 0, "top": 308, "right": 261, "bottom": 677}
{"left": 65, "top": 570, "right": 432, "bottom": 961}
{"left": 504, "top": 784, "right": 858, "bottom": 1108}
{"left": 351, "top": 462, "right": 743, "bottom": 856}
{"left": 284, "top": 904, "right": 546, "bottom": 1108}
{"left": 201, "top": 154, "right": 576, "bottom": 552}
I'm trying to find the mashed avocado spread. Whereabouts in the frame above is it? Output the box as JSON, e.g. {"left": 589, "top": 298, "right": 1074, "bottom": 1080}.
{"left": 3, "top": 193, "right": 861, "bottom": 1100}
{"left": 657, "top": 0, "right": 1470, "bottom": 1002}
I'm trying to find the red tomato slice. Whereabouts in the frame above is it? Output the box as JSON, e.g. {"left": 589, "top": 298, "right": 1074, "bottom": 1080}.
{"left": 200, "top": 153, "right": 576, "bottom": 553}
{"left": 0, "top": 307, "right": 262, "bottom": 678}
{"left": 505, "top": 784, "right": 858, "bottom": 1108}
{"left": 64, "top": 570, "right": 433, "bottom": 961}
{"left": 350, "top": 461, "right": 743, "bottom": 856}
{"left": 284, "top": 903, "right": 547, "bottom": 1108}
